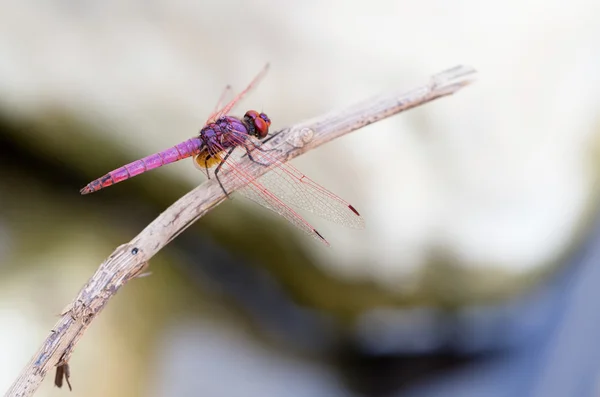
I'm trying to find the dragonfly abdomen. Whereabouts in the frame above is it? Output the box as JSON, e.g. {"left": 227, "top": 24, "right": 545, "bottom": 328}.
{"left": 80, "top": 137, "right": 203, "bottom": 194}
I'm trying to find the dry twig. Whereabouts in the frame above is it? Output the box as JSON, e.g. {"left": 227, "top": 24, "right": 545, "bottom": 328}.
{"left": 4, "top": 65, "right": 477, "bottom": 397}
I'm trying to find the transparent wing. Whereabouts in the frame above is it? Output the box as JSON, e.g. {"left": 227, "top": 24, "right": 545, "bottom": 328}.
{"left": 239, "top": 137, "right": 365, "bottom": 229}
{"left": 237, "top": 181, "right": 330, "bottom": 246}
{"left": 197, "top": 143, "right": 330, "bottom": 246}
{"left": 206, "top": 64, "right": 270, "bottom": 123}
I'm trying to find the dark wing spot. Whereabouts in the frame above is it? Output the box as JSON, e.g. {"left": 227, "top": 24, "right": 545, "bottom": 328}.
{"left": 314, "top": 229, "right": 330, "bottom": 246}
{"left": 348, "top": 205, "right": 360, "bottom": 216}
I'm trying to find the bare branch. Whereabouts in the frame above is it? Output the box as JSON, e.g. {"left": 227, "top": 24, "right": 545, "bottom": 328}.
{"left": 3, "top": 65, "right": 477, "bottom": 397}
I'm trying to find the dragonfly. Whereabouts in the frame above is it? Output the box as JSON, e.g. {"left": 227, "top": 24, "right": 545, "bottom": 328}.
{"left": 80, "top": 65, "right": 364, "bottom": 245}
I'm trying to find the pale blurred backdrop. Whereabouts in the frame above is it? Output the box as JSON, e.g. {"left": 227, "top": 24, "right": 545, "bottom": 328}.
{"left": 2, "top": 1, "right": 600, "bottom": 396}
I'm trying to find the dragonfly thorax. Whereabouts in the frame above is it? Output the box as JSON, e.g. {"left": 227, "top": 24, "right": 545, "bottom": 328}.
{"left": 194, "top": 112, "right": 271, "bottom": 170}
{"left": 200, "top": 116, "right": 245, "bottom": 142}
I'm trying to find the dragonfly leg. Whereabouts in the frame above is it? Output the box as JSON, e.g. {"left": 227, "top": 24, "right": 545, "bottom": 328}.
{"left": 215, "top": 147, "right": 236, "bottom": 198}
{"left": 251, "top": 143, "right": 276, "bottom": 153}
{"left": 244, "top": 144, "right": 271, "bottom": 167}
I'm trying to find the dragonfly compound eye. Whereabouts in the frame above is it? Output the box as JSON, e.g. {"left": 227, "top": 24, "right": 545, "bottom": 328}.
{"left": 244, "top": 110, "right": 271, "bottom": 139}
{"left": 259, "top": 113, "right": 271, "bottom": 127}
{"left": 254, "top": 117, "right": 269, "bottom": 138}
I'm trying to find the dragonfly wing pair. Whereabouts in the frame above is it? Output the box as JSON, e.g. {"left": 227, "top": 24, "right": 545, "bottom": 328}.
{"left": 200, "top": 132, "right": 364, "bottom": 246}
{"left": 81, "top": 65, "right": 364, "bottom": 246}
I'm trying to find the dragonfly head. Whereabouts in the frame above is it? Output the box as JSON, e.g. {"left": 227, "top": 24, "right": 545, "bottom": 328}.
{"left": 244, "top": 110, "right": 271, "bottom": 139}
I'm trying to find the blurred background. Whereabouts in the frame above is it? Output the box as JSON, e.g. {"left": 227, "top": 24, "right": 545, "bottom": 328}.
{"left": 2, "top": 0, "right": 600, "bottom": 396}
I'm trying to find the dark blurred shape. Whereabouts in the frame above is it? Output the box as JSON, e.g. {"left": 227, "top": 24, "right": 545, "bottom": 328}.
{"left": 333, "top": 213, "right": 600, "bottom": 397}
{"left": 4, "top": 114, "right": 600, "bottom": 397}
